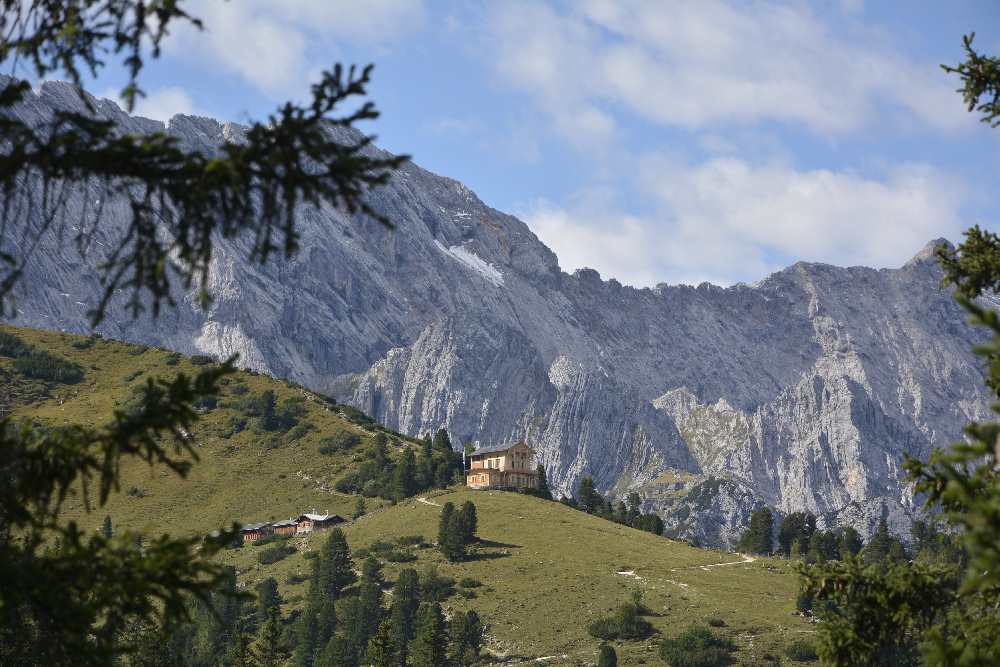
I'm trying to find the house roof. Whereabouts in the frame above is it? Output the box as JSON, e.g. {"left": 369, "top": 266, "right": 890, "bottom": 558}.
{"left": 471, "top": 442, "right": 533, "bottom": 456}
{"left": 271, "top": 518, "right": 298, "bottom": 528}
{"left": 299, "top": 513, "right": 343, "bottom": 522}
{"left": 242, "top": 522, "right": 271, "bottom": 532}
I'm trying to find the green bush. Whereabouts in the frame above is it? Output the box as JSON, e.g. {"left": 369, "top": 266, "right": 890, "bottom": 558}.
{"left": 659, "top": 624, "right": 735, "bottom": 667}
{"left": 319, "top": 432, "right": 361, "bottom": 454}
{"left": 707, "top": 617, "right": 726, "bottom": 628}
{"left": 230, "top": 383, "right": 249, "bottom": 395}
{"left": 164, "top": 352, "right": 181, "bottom": 366}
{"left": 71, "top": 338, "right": 95, "bottom": 350}
{"left": 397, "top": 535, "right": 425, "bottom": 547}
{"left": 257, "top": 543, "right": 296, "bottom": 565}
{"left": 784, "top": 640, "right": 818, "bottom": 662}
{"left": 419, "top": 567, "right": 455, "bottom": 602}
{"left": 189, "top": 354, "right": 214, "bottom": 366}
{"left": 385, "top": 549, "right": 417, "bottom": 563}
{"left": 286, "top": 422, "right": 312, "bottom": 441}
{"left": 0, "top": 331, "right": 30, "bottom": 357}
{"left": 459, "top": 577, "right": 482, "bottom": 588}
{"left": 13, "top": 350, "right": 84, "bottom": 384}
{"left": 587, "top": 602, "right": 652, "bottom": 641}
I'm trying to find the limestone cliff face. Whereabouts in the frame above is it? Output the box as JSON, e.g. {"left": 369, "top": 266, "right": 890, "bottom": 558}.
{"left": 3, "top": 81, "right": 991, "bottom": 547}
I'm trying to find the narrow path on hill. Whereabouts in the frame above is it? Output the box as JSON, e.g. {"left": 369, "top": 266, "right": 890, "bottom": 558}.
{"left": 416, "top": 497, "right": 442, "bottom": 507}
{"left": 670, "top": 553, "right": 757, "bottom": 572}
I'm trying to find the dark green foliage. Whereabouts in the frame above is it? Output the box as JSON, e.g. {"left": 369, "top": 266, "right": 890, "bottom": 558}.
{"left": 860, "top": 517, "right": 907, "bottom": 566}
{"left": 319, "top": 432, "right": 361, "bottom": 455}
{"left": 164, "top": 352, "right": 182, "bottom": 366}
{"left": 257, "top": 542, "right": 296, "bottom": 565}
{"left": 419, "top": 567, "right": 455, "bottom": 603}
{"left": 248, "top": 604, "right": 286, "bottom": 667}
{"left": 659, "top": 624, "right": 736, "bottom": 667}
{"left": 410, "top": 602, "right": 447, "bottom": 667}
{"left": 361, "top": 554, "right": 384, "bottom": 585}
{"left": 838, "top": 526, "right": 864, "bottom": 558}
{"left": 535, "top": 464, "right": 553, "bottom": 500}
{"left": 587, "top": 601, "right": 652, "bottom": 641}
{"left": 459, "top": 500, "right": 478, "bottom": 543}
{"left": 632, "top": 512, "right": 664, "bottom": 535}
{"left": 13, "top": 348, "right": 85, "bottom": 384}
{"left": 706, "top": 617, "right": 726, "bottom": 628}
{"left": 449, "top": 610, "right": 484, "bottom": 665}
{"left": 737, "top": 507, "right": 774, "bottom": 555}
{"left": 390, "top": 568, "right": 421, "bottom": 666}
{"left": 778, "top": 512, "right": 816, "bottom": 558}
{"left": 392, "top": 448, "right": 417, "bottom": 501}
{"left": 577, "top": 475, "right": 600, "bottom": 513}
{"left": 315, "top": 529, "right": 356, "bottom": 599}
{"left": 0, "top": 330, "right": 30, "bottom": 357}
{"left": 364, "top": 619, "right": 395, "bottom": 667}
{"left": 438, "top": 502, "right": 467, "bottom": 562}
{"left": 189, "top": 355, "right": 214, "bottom": 366}
{"left": 784, "top": 639, "right": 818, "bottom": 662}
{"left": 353, "top": 495, "right": 366, "bottom": 520}
{"left": 101, "top": 514, "right": 113, "bottom": 540}
{"left": 598, "top": 642, "right": 618, "bottom": 667}
{"left": 255, "top": 578, "right": 282, "bottom": 628}
{"left": 459, "top": 577, "right": 482, "bottom": 589}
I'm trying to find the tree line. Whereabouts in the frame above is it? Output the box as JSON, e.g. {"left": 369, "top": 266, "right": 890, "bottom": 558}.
{"left": 560, "top": 476, "right": 665, "bottom": 536}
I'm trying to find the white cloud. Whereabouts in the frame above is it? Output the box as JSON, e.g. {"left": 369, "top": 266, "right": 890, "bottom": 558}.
{"left": 523, "top": 160, "right": 965, "bottom": 287}
{"left": 167, "top": 1, "right": 425, "bottom": 97}
{"left": 481, "top": 0, "right": 972, "bottom": 143}
{"left": 132, "top": 86, "right": 199, "bottom": 121}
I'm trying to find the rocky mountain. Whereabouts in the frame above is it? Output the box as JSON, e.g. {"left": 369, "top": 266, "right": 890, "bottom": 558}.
{"left": 3, "top": 80, "right": 991, "bottom": 547}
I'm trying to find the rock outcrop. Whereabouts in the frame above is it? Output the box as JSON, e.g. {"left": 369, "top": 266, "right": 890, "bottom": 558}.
{"left": 2, "top": 80, "right": 990, "bottom": 546}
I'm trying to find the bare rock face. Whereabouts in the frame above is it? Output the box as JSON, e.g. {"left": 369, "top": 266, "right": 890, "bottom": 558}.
{"left": 2, "top": 81, "right": 990, "bottom": 547}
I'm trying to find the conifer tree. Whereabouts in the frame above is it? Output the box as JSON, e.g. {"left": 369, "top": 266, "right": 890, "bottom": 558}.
{"left": 390, "top": 569, "right": 421, "bottom": 666}
{"left": 317, "top": 528, "right": 356, "bottom": 599}
{"left": 737, "top": 507, "right": 774, "bottom": 555}
{"left": 778, "top": 512, "right": 816, "bottom": 557}
{"left": 598, "top": 642, "right": 618, "bottom": 667}
{"left": 577, "top": 476, "right": 599, "bottom": 513}
{"left": 438, "top": 502, "right": 455, "bottom": 548}
{"left": 410, "top": 602, "right": 447, "bottom": 667}
{"left": 365, "top": 619, "right": 396, "bottom": 667}
{"left": 449, "top": 610, "right": 484, "bottom": 665}
{"left": 459, "top": 501, "right": 478, "bottom": 544}
{"left": 440, "top": 505, "right": 467, "bottom": 562}
{"left": 255, "top": 577, "right": 281, "bottom": 628}
{"left": 432, "top": 428, "right": 452, "bottom": 452}
{"left": 434, "top": 460, "right": 451, "bottom": 489}
{"left": 101, "top": 514, "right": 113, "bottom": 540}
{"left": 535, "top": 465, "right": 553, "bottom": 500}
{"left": 248, "top": 604, "right": 285, "bottom": 667}
{"left": 837, "top": 526, "right": 864, "bottom": 558}
{"left": 362, "top": 554, "right": 384, "bottom": 586}
{"left": 393, "top": 449, "right": 417, "bottom": 501}
{"left": 353, "top": 495, "right": 367, "bottom": 520}
{"left": 418, "top": 438, "right": 435, "bottom": 491}
{"left": 314, "top": 636, "right": 352, "bottom": 667}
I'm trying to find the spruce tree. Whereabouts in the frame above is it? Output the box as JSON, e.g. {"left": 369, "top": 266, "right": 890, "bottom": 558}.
{"left": 353, "top": 495, "right": 367, "bottom": 520}
{"left": 535, "top": 465, "right": 553, "bottom": 500}
{"left": 255, "top": 578, "right": 282, "bottom": 628}
{"left": 418, "top": 438, "right": 435, "bottom": 491}
{"left": 598, "top": 642, "right": 618, "bottom": 667}
{"left": 101, "top": 515, "right": 113, "bottom": 540}
{"left": 577, "top": 476, "right": 598, "bottom": 513}
{"left": 737, "top": 507, "right": 774, "bottom": 555}
{"left": 838, "top": 526, "right": 864, "bottom": 558}
{"left": 317, "top": 528, "right": 356, "bottom": 599}
{"left": 459, "top": 501, "right": 478, "bottom": 544}
{"left": 362, "top": 554, "right": 384, "bottom": 586}
{"left": 393, "top": 449, "right": 417, "bottom": 501}
{"left": 390, "top": 569, "right": 421, "bottom": 666}
{"left": 438, "top": 502, "right": 456, "bottom": 548}
{"left": 314, "top": 636, "right": 352, "bottom": 667}
{"left": 364, "top": 619, "right": 396, "bottom": 667}
{"left": 778, "top": 512, "right": 816, "bottom": 557}
{"left": 449, "top": 610, "right": 484, "bottom": 666}
{"left": 410, "top": 602, "right": 447, "bottom": 667}
{"left": 432, "top": 428, "right": 452, "bottom": 452}
{"left": 441, "top": 509, "right": 467, "bottom": 562}
{"left": 248, "top": 604, "right": 285, "bottom": 667}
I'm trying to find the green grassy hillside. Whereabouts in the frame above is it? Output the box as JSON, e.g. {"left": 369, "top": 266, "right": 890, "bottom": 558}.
{"left": 2, "top": 324, "right": 817, "bottom": 665}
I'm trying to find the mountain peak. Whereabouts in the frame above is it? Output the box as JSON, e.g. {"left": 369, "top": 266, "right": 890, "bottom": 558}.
{"left": 906, "top": 238, "right": 953, "bottom": 266}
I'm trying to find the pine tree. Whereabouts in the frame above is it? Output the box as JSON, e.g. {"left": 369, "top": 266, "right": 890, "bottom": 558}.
{"left": 459, "top": 501, "right": 478, "bottom": 544}
{"left": 316, "top": 528, "right": 356, "bottom": 600}
{"left": 438, "top": 502, "right": 455, "bottom": 548}
{"left": 101, "top": 514, "right": 113, "bottom": 540}
{"left": 255, "top": 577, "right": 281, "bottom": 628}
{"left": 449, "top": 610, "right": 484, "bottom": 666}
{"left": 364, "top": 619, "right": 396, "bottom": 667}
{"left": 314, "top": 636, "right": 352, "bottom": 667}
{"left": 353, "top": 495, "right": 367, "bottom": 520}
{"left": 737, "top": 507, "right": 774, "bottom": 555}
{"left": 418, "top": 438, "right": 435, "bottom": 491}
{"left": 778, "top": 512, "right": 816, "bottom": 557}
{"left": 393, "top": 449, "right": 417, "bottom": 501}
{"left": 627, "top": 493, "right": 641, "bottom": 524}
{"left": 432, "top": 428, "right": 452, "bottom": 452}
{"left": 248, "top": 604, "right": 285, "bottom": 667}
{"left": 838, "top": 526, "right": 864, "bottom": 558}
{"left": 598, "top": 642, "right": 618, "bottom": 667}
{"left": 577, "top": 476, "right": 598, "bottom": 513}
{"left": 362, "top": 554, "right": 384, "bottom": 586}
{"left": 390, "top": 569, "right": 420, "bottom": 666}
{"left": 434, "top": 460, "right": 450, "bottom": 489}
{"left": 535, "top": 465, "right": 553, "bottom": 500}
{"left": 410, "top": 602, "right": 447, "bottom": 667}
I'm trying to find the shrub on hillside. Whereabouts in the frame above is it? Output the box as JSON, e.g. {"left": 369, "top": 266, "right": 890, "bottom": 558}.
{"left": 319, "top": 432, "right": 362, "bottom": 454}
{"left": 459, "top": 577, "right": 482, "bottom": 589}
{"left": 0, "top": 331, "right": 30, "bottom": 357}
{"left": 13, "top": 350, "right": 84, "bottom": 384}
{"left": 784, "top": 640, "right": 818, "bottom": 662}
{"left": 659, "top": 624, "right": 735, "bottom": 667}
{"left": 189, "top": 354, "right": 214, "bottom": 365}
{"left": 71, "top": 337, "right": 95, "bottom": 350}
{"left": 419, "top": 567, "right": 455, "bottom": 602}
{"left": 164, "top": 352, "right": 181, "bottom": 366}
{"left": 258, "top": 543, "right": 296, "bottom": 565}
{"left": 587, "top": 602, "right": 652, "bottom": 641}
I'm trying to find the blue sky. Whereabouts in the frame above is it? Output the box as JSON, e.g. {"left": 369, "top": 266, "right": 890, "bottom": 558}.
{"left": 68, "top": 1, "right": 1000, "bottom": 287}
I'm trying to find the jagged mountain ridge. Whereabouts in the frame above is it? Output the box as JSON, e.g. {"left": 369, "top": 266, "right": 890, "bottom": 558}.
{"left": 3, "top": 80, "right": 991, "bottom": 547}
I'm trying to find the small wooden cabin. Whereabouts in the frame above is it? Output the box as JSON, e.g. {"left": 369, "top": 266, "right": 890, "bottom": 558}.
{"left": 271, "top": 518, "right": 298, "bottom": 537}
{"left": 240, "top": 522, "right": 273, "bottom": 544}
{"left": 466, "top": 442, "right": 538, "bottom": 491}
